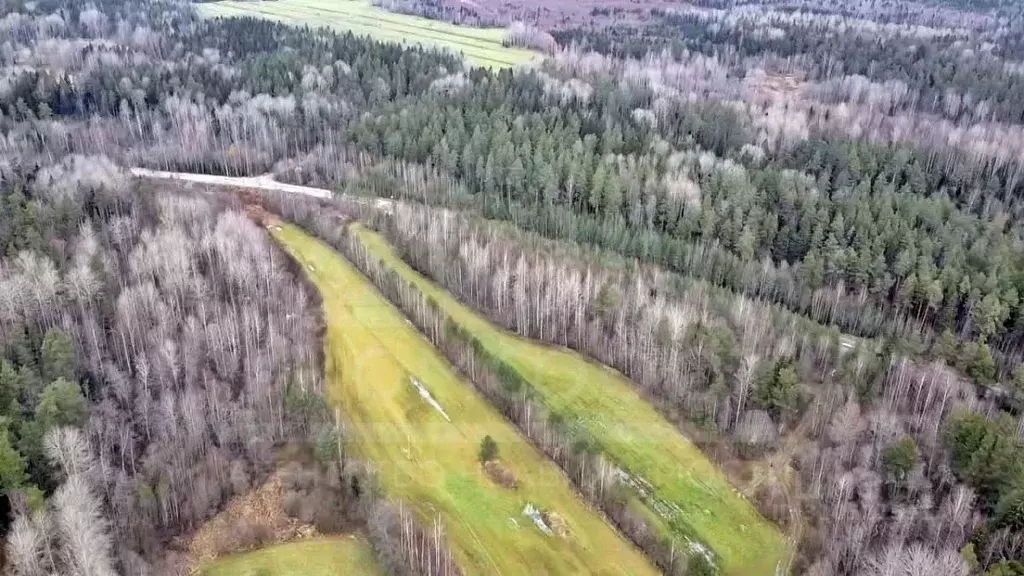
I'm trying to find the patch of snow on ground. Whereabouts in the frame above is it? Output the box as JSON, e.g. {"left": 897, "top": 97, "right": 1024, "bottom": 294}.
{"left": 410, "top": 377, "right": 451, "bottom": 422}
{"left": 614, "top": 465, "right": 684, "bottom": 523}
{"left": 522, "top": 504, "right": 553, "bottom": 536}
{"left": 688, "top": 539, "right": 717, "bottom": 570}
{"left": 614, "top": 467, "right": 654, "bottom": 499}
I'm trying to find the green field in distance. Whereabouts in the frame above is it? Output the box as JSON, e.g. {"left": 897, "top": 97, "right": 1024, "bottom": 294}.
{"left": 196, "top": 0, "right": 539, "bottom": 69}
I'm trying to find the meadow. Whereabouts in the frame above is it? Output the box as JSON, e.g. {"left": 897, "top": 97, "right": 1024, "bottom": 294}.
{"left": 270, "top": 224, "right": 657, "bottom": 575}
{"left": 196, "top": 0, "right": 539, "bottom": 69}
{"left": 350, "top": 224, "right": 790, "bottom": 576}
{"left": 200, "top": 537, "right": 382, "bottom": 576}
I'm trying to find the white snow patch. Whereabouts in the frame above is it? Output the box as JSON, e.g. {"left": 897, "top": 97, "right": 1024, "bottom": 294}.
{"left": 522, "top": 504, "right": 553, "bottom": 536}
{"left": 410, "top": 377, "right": 450, "bottom": 422}
{"left": 614, "top": 467, "right": 654, "bottom": 498}
{"left": 614, "top": 466, "right": 682, "bottom": 519}
{"left": 613, "top": 468, "right": 717, "bottom": 570}
{"left": 688, "top": 539, "right": 715, "bottom": 565}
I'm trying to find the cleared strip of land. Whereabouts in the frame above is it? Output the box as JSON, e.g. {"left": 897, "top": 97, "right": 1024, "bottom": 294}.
{"left": 200, "top": 537, "right": 382, "bottom": 576}
{"left": 196, "top": 0, "right": 539, "bottom": 69}
{"left": 270, "top": 224, "right": 657, "bottom": 575}
{"left": 130, "top": 168, "right": 333, "bottom": 199}
{"left": 350, "top": 224, "right": 790, "bottom": 575}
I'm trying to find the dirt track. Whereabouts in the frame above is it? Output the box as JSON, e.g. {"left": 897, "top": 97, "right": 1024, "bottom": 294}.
{"left": 130, "top": 168, "right": 335, "bottom": 199}
{"left": 130, "top": 167, "right": 395, "bottom": 213}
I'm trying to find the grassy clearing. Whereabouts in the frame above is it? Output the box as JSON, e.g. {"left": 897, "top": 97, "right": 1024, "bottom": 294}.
{"left": 350, "top": 224, "right": 790, "bottom": 576}
{"left": 196, "top": 0, "right": 538, "bottom": 69}
{"left": 270, "top": 224, "right": 657, "bottom": 575}
{"left": 200, "top": 537, "right": 382, "bottom": 576}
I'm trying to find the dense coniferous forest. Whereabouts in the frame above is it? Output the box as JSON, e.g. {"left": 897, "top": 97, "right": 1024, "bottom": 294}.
{"left": 0, "top": 0, "right": 1023, "bottom": 573}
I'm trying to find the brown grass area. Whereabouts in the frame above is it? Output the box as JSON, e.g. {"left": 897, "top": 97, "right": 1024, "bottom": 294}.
{"left": 483, "top": 459, "right": 519, "bottom": 489}
{"left": 544, "top": 510, "right": 569, "bottom": 538}
{"left": 240, "top": 191, "right": 283, "bottom": 227}
{"left": 736, "top": 418, "right": 809, "bottom": 560}
{"left": 438, "top": 0, "right": 676, "bottom": 29}
{"left": 186, "top": 472, "right": 318, "bottom": 574}
{"left": 744, "top": 71, "right": 807, "bottom": 106}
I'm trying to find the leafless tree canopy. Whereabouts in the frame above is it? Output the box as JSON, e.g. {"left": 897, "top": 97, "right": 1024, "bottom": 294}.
{"left": 1, "top": 0, "right": 1023, "bottom": 572}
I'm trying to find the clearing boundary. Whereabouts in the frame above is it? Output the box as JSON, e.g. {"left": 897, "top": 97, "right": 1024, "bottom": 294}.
{"left": 196, "top": 0, "right": 540, "bottom": 69}
{"left": 349, "top": 224, "right": 790, "bottom": 575}
{"left": 271, "top": 223, "right": 658, "bottom": 575}
{"left": 200, "top": 537, "right": 382, "bottom": 576}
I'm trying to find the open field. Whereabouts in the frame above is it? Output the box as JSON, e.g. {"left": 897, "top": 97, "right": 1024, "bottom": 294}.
{"left": 350, "top": 224, "right": 790, "bottom": 575}
{"left": 200, "top": 537, "right": 382, "bottom": 576}
{"left": 196, "top": 0, "right": 539, "bottom": 69}
{"left": 270, "top": 224, "right": 656, "bottom": 575}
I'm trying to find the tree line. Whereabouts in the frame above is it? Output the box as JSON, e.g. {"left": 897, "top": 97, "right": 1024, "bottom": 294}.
{"left": 1, "top": 0, "right": 1023, "bottom": 572}
{"left": 0, "top": 153, "right": 462, "bottom": 574}
{"left": 3, "top": 0, "right": 1023, "bottom": 377}
{"left": 313, "top": 176, "right": 1024, "bottom": 574}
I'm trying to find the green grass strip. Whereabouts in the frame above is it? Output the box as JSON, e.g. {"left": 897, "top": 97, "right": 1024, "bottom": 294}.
{"left": 350, "top": 223, "right": 790, "bottom": 576}
{"left": 199, "top": 537, "right": 383, "bottom": 576}
{"left": 270, "top": 223, "right": 658, "bottom": 575}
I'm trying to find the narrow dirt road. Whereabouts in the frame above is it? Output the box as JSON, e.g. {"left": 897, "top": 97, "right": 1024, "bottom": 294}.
{"left": 130, "top": 168, "right": 335, "bottom": 199}
{"left": 130, "top": 168, "right": 398, "bottom": 213}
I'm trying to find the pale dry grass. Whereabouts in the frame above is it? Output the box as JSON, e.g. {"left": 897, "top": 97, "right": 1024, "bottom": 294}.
{"left": 187, "top": 473, "right": 318, "bottom": 574}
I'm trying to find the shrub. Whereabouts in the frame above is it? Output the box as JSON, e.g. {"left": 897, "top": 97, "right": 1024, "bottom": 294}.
{"left": 283, "top": 490, "right": 303, "bottom": 517}
{"left": 234, "top": 519, "right": 274, "bottom": 551}
{"left": 483, "top": 460, "right": 518, "bottom": 489}
{"left": 478, "top": 435, "right": 498, "bottom": 463}
{"left": 882, "top": 437, "right": 917, "bottom": 485}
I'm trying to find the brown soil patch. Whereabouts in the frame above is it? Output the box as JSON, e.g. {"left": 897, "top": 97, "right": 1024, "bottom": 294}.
{"left": 543, "top": 510, "right": 569, "bottom": 538}
{"left": 241, "top": 194, "right": 282, "bottom": 228}
{"left": 738, "top": 415, "right": 810, "bottom": 552}
{"left": 483, "top": 459, "right": 519, "bottom": 490}
{"left": 744, "top": 71, "right": 807, "bottom": 106}
{"left": 185, "top": 472, "right": 318, "bottom": 574}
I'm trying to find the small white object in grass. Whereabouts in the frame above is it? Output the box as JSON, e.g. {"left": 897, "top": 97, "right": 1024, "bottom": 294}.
{"left": 687, "top": 539, "right": 716, "bottom": 568}
{"left": 410, "top": 377, "right": 451, "bottom": 422}
{"left": 522, "top": 503, "right": 553, "bottom": 536}
{"left": 614, "top": 467, "right": 654, "bottom": 498}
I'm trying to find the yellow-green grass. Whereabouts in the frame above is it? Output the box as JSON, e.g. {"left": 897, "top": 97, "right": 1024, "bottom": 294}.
{"left": 196, "top": 0, "right": 539, "bottom": 69}
{"left": 351, "top": 224, "right": 790, "bottom": 576}
{"left": 200, "top": 536, "right": 382, "bottom": 576}
{"left": 270, "top": 224, "right": 657, "bottom": 575}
